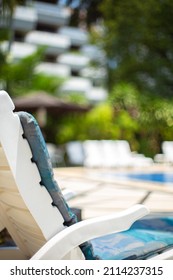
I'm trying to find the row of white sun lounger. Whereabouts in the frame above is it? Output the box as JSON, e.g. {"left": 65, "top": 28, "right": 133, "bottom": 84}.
{"left": 66, "top": 140, "right": 154, "bottom": 168}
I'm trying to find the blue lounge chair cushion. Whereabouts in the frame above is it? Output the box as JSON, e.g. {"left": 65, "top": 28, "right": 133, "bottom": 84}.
{"left": 17, "top": 112, "right": 76, "bottom": 224}
{"left": 91, "top": 217, "right": 173, "bottom": 259}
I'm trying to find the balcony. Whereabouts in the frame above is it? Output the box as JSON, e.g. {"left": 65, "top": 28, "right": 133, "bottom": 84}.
{"left": 34, "top": 2, "right": 71, "bottom": 27}
{"left": 35, "top": 62, "right": 71, "bottom": 78}
{"left": 25, "top": 31, "right": 71, "bottom": 56}
{"left": 58, "top": 26, "right": 88, "bottom": 47}
{"left": 57, "top": 52, "right": 90, "bottom": 73}
{"left": 1, "top": 42, "right": 37, "bottom": 62}
{"left": 12, "top": 6, "right": 37, "bottom": 33}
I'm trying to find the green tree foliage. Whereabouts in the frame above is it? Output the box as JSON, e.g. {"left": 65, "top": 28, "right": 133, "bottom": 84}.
{"left": 0, "top": 48, "right": 63, "bottom": 97}
{"left": 57, "top": 87, "right": 139, "bottom": 149}
{"left": 57, "top": 103, "right": 116, "bottom": 144}
{"left": 110, "top": 83, "right": 173, "bottom": 156}
{"left": 56, "top": 82, "right": 173, "bottom": 157}
{"left": 100, "top": 0, "right": 173, "bottom": 97}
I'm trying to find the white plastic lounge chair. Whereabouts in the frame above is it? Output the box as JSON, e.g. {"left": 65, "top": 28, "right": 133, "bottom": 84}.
{"left": 154, "top": 141, "right": 172, "bottom": 164}
{"left": 99, "top": 140, "right": 119, "bottom": 168}
{"left": 65, "top": 141, "right": 85, "bottom": 166}
{"left": 83, "top": 140, "right": 104, "bottom": 168}
{"left": 46, "top": 143, "right": 65, "bottom": 167}
{"left": 0, "top": 90, "right": 173, "bottom": 260}
{"left": 114, "top": 140, "right": 153, "bottom": 167}
{"left": 0, "top": 90, "right": 148, "bottom": 260}
{"left": 162, "top": 141, "right": 173, "bottom": 162}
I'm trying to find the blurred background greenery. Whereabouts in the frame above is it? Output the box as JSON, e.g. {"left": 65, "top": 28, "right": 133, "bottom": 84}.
{"left": 1, "top": 0, "right": 173, "bottom": 158}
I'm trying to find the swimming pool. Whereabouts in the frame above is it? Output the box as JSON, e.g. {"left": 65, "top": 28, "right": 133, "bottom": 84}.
{"left": 105, "top": 172, "right": 173, "bottom": 184}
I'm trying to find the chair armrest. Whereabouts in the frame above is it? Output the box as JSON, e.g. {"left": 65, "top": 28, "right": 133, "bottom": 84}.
{"left": 32, "top": 204, "right": 149, "bottom": 260}
{"left": 149, "top": 249, "right": 173, "bottom": 260}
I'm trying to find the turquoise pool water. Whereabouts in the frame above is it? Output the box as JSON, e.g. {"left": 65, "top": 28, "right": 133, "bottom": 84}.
{"left": 114, "top": 172, "right": 173, "bottom": 184}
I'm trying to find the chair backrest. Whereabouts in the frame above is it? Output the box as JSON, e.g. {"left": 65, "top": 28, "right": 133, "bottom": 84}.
{"left": 0, "top": 90, "right": 83, "bottom": 259}
{"left": 162, "top": 141, "right": 173, "bottom": 162}
{"left": 46, "top": 142, "right": 65, "bottom": 167}
{"left": 101, "top": 140, "right": 120, "bottom": 167}
{"left": 66, "top": 141, "right": 85, "bottom": 166}
{"left": 115, "top": 140, "right": 131, "bottom": 156}
{"left": 83, "top": 140, "right": 103, "bottom": 167}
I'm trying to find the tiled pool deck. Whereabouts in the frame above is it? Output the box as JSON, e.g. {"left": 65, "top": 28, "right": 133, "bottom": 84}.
{"left": 54, "top": 165, "right": 173, "bottom": 220}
